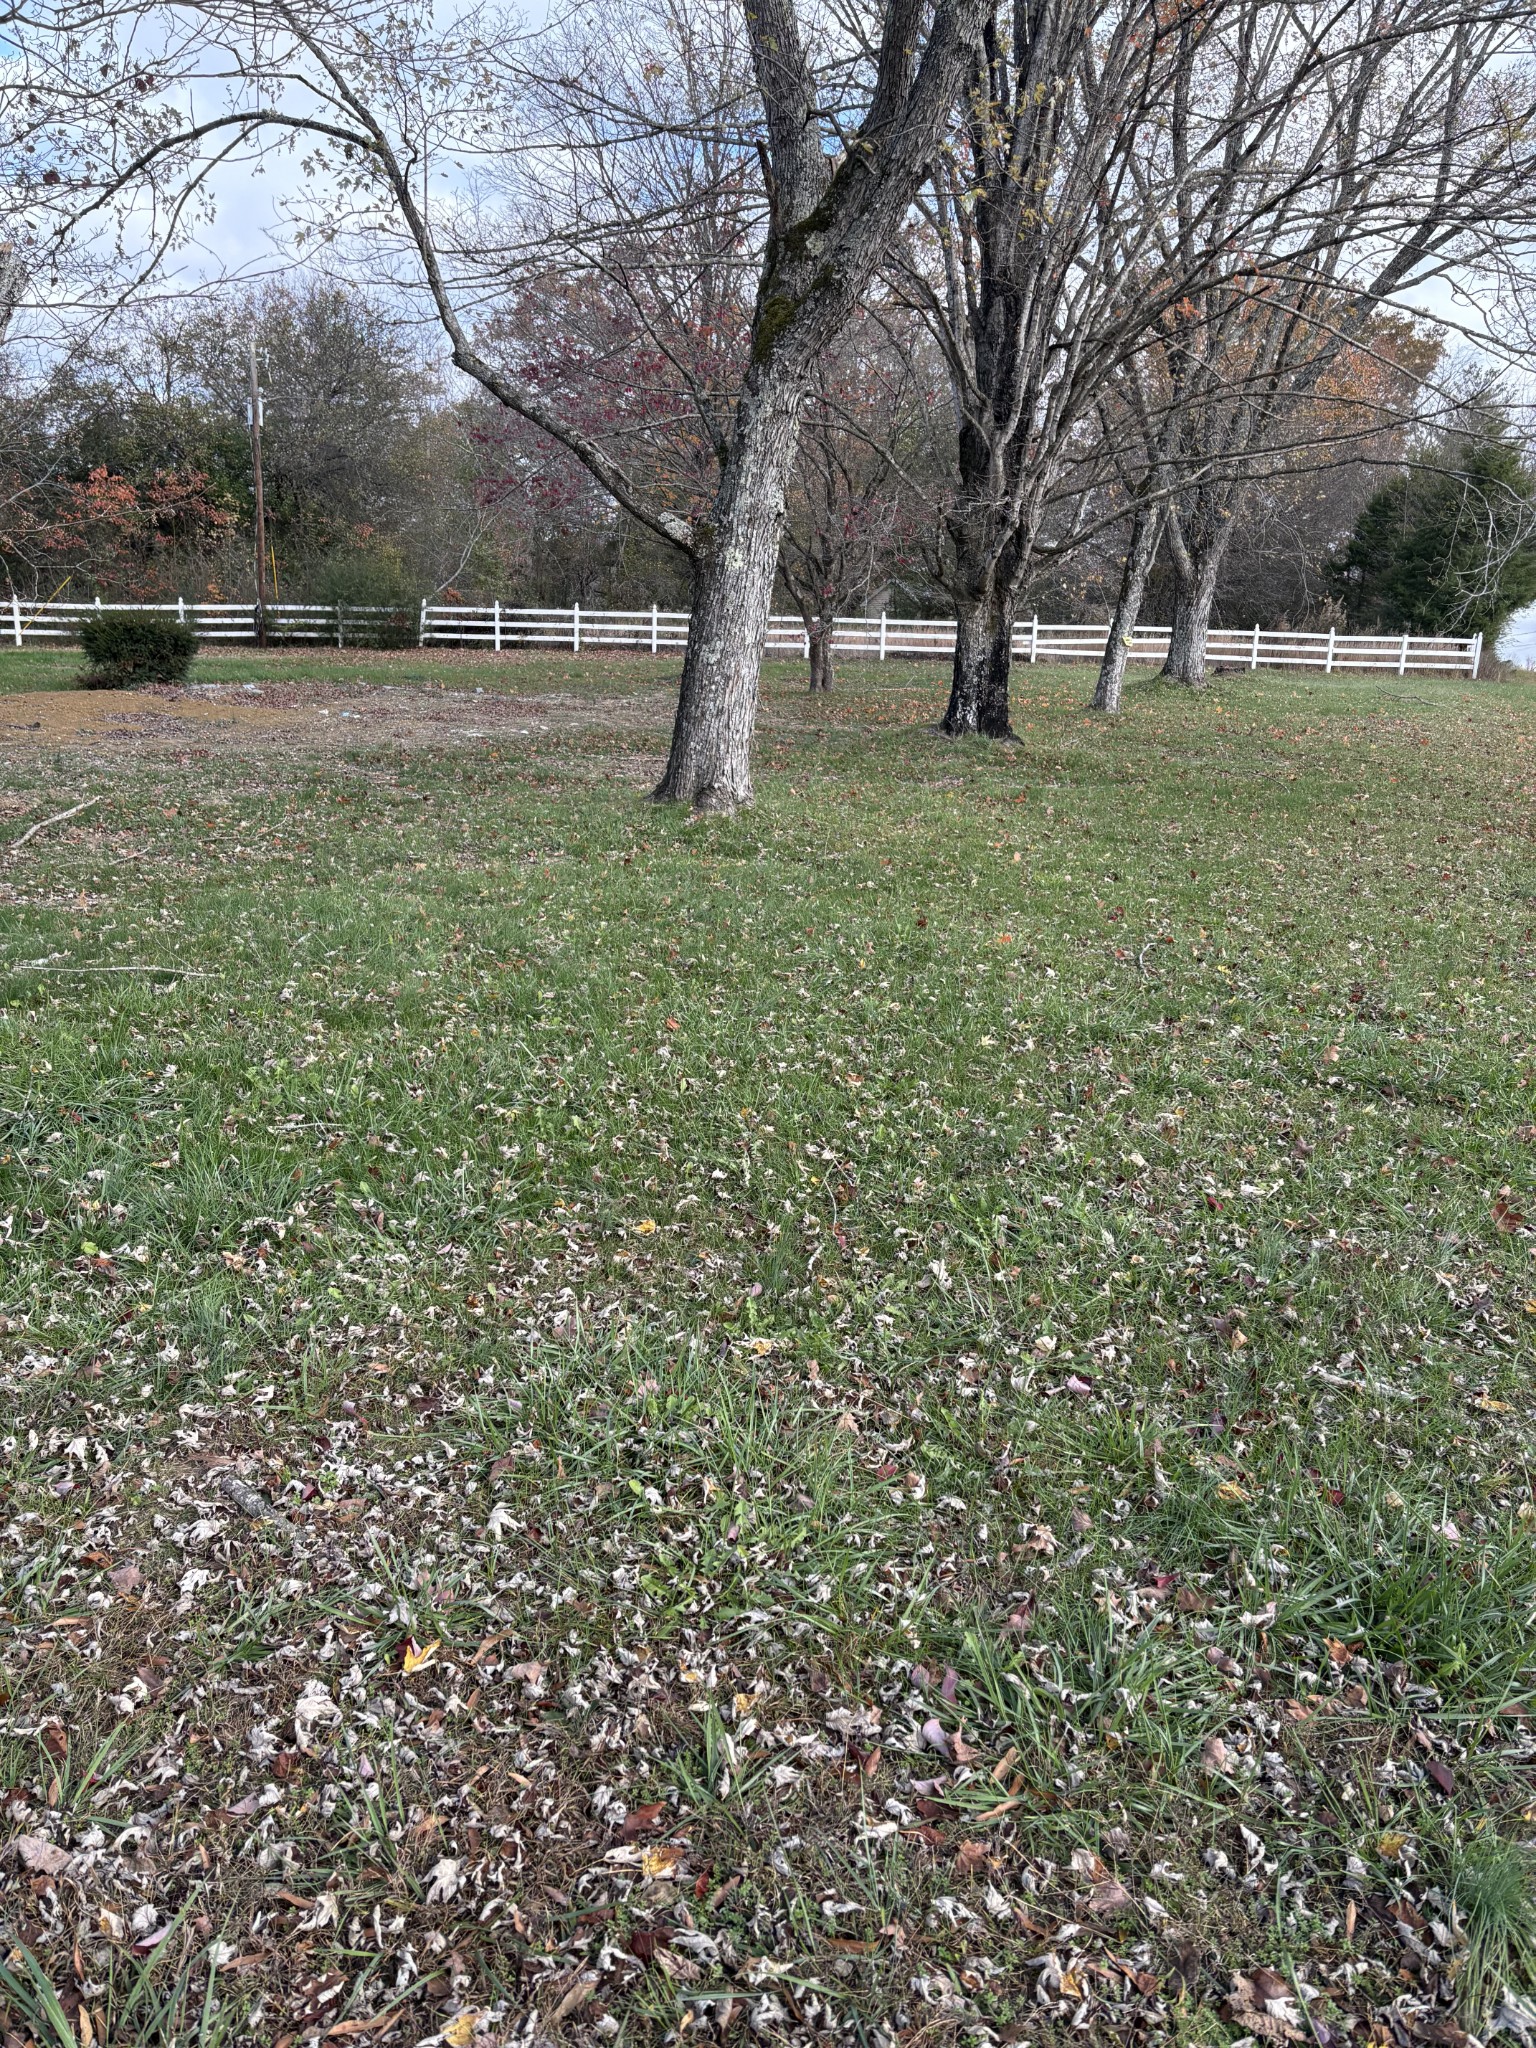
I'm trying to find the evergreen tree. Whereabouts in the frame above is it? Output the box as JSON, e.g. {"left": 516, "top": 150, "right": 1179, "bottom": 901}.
{"left": 1330, "top": 405, "right": 1536, "bottom": 639}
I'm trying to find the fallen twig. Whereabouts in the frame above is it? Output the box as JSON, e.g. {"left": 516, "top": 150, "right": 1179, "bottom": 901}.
{"left": 2, "top": 961, "right": 208, "bottom": 976}
{"left": 9, "top": 795, "right": 101, "bottom": 851}
{"left": 219, "top": 1471, "right": 279, "bottom": 1522}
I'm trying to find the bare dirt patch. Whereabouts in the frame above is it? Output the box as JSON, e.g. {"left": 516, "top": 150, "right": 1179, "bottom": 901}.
{"left": 0, "top": 678, "right": 676, "bottom": 766}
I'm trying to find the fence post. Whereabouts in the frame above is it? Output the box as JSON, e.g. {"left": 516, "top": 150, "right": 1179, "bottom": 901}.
{"left": 493, "top": 600, "right": 502, "bottom": 654}
{"left": 336, "top": 603, "right": 344, "bottom": 650}
{"left": 1325, "top": 625, "right": 1335, "bottom": 674}
{"left": 1250, "top": 622, "right": 1260, "bottom": 671}
{"left": 878, "top": 611, "right": 888, "bottom": 662}
{"left": 10, "top": 594, "right": 19, "bottom": 649}
{"left": 418, "top": 598, "right": 427, "bottom": 648}
{"left": 1030, "top": 614, "right": 1039, "bottom": 663}
{"left": 572, "top": 603, "right": 581, "bottom": 654}
{"left": 1398, "top": 632, "right": 1409, "bottom": 676}
{"left": 651, "top": 603, "right": 659, "bottom": 655}
{"left": 177, "top": 595, "right": 186, "bottom": 626}
{"left": 1469, "top": 631, "right": 1483, "bottom": 678}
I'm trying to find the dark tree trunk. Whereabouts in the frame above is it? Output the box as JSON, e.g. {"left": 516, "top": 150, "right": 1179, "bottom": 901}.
{"left": 652, "top": 374, "right": 805, "bottom": 809}
{"left": 977, "top": 589, "right": 1017, "bottom": 736}
{"left": 944, "top": 590, "right": 1017, "bottom": 736}
{"left": 1092, "top": 507, "right": 1162, "bottom": 713}
{"left": 807, "top": 620, "right": 835, "bottom": 691}
{"left": 941, "top": 594, "right": 991, "bottom": 734}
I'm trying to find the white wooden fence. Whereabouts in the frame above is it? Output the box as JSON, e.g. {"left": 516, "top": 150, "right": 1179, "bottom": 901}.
{"left": 4, "top": 594, "right": 1483, "bottom": 677}
{"left": 4, "top": 598, "right": 409, "bottom": 645}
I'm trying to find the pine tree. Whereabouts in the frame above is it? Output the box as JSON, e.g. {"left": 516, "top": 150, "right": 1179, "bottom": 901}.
{"left": 1330, "top": 406, "right": 1536, "bottom": 639}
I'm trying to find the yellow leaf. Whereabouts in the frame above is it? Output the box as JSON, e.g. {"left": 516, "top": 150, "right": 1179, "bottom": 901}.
{"left": 635, "top": 1218, "right": 657, "bottom": 1236}
{"left": 402, "top": 1637, "right": 440, "bottom": 1675}
{"left": 1378, "top": 1832, "right": 1408, "bottom": 1859}
{"left": 442, "top": 2014, "right": 481, "bottom": 2047}
{"left": 641, "top": 1843, "right": 686, "bottom": 1879}
{"left": 1215, "top": 1480, "right": 1249, "bottom": 1503}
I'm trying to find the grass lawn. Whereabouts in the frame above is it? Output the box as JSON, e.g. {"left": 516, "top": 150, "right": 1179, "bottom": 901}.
{"left": 1, "top": 649, "right": 1533, "bottom": 2048}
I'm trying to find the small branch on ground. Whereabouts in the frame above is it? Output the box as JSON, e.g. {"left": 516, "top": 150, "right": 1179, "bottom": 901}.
{"left": 9, "top": 795, "right": 101, "bottom": 850}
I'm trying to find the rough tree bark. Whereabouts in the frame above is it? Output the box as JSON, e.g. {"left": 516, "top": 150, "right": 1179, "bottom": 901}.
{"left": 1158, "top": 512, "right": 1239, "bottom": 689}
{"left": 653, "top": 372, "right": 808, "bottom": 806}
{"left": 942, "top": 587, "right": 1018, "bottom": 734}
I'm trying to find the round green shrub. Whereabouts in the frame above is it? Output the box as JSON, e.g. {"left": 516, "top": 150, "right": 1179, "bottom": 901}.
{"left": 78, "top": 611, "right": 197, "bottom": 690}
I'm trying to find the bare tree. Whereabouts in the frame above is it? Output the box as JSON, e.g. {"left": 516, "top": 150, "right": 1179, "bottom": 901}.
{"left": 778, "top": 318, "right": 929, "bottom": 690}
{"left": 894, "top": 0, "right": 1190, "bottom": 738}
{"left": 897, "top": 0, "right": 1536, "bottom": 735}
{"left": 16, "top": 0, "right": 987, "bottom": 808}
{"left": 1091, "top": 0, "right": 1536, "bottom": 702}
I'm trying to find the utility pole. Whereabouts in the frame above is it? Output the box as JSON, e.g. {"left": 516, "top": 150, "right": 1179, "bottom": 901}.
{"left": 248, "top": 334, "right": 268, "bottom": 648}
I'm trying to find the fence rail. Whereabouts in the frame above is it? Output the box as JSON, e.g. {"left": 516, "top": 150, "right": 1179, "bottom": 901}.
{"left": 4, "top": 596, "right": 1483, "bottom": 677}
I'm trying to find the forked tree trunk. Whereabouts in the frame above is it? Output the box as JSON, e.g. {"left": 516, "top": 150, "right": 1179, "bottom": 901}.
{"left": 942, "top": 588, "right": 1016, "bottom": 736}
{"left": 1092, "top": 507, "right": 1162, "bottom": 713}
{"left": 1160, "top": 552, "right": 1221, "bottom": 689}
{"left": 652, "top": 375, "right": 806, "bottom": 810}
{"left": 645, "top": 0, "right": 988, "bottom": 809}
{"left": 1159, "top": 519, "right": 1238, "bottom": 690}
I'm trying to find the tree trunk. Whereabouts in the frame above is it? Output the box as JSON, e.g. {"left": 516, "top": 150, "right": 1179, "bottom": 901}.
{"left": 1092, "top": 507, "right": 1162, "bottom": 713}
{"left": 978, "top": 589, "right": 1017, "bottom": 736}
{"left": 652, "top": 374, "right": 805, "bottom": 810}
{"left": 941, "top": 595, "right": 990, "bottom": 734}
{"left": 942, "top": 589, "right": 1015, "bottom": 736}
{"left": 807, "top": 619, "right": 835, "bottom": 691}
{"left": 1158, "top": 518, "right": 1238, "bottom": 690}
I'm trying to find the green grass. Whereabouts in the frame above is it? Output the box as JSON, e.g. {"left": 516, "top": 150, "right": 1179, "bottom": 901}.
{"left": 1, "top": 648, "right": 1533, "bottom": 2047}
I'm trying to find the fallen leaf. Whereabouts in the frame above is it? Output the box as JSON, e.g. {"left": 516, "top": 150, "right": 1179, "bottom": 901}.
{"left": 293, "top": 1680, "right": 342, "bottom": 1753}
{"left": 14, "top": 1835, "right": 73, "bottom": 1876}
{"left": 954, "top": 1841, "right": 991, "bottom": 1876}
{"left": 920, "top": 1717, "right": 951, "bottom": 1757}
{"left": 401, "top": 1637, "right": 439, "bottom": 1675}
{"left": 1201, "top": 1735, "right": 1231, "bottom": 1773}
{"left": 1088, "top": 1877, "right": 1135, "bottom": 1916}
